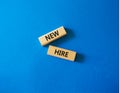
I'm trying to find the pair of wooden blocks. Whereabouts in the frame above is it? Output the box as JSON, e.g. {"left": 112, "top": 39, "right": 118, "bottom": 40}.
{"left": 38, "top": 26, "right": 76, "bottom": 61}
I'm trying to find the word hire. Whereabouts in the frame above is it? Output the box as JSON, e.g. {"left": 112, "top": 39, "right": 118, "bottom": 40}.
{"left": 47, "top": 45, "right": 76, "bottom": 61}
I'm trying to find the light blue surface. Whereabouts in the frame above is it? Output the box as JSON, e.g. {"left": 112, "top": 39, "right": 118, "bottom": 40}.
{"left": 0, "top": 0, "right": 118, "bottom": 93}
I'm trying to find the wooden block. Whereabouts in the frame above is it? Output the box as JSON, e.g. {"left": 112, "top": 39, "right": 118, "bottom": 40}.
{"left": 38, "top": 26, "right": 67, "bottom": 46}
{"left": 47, "top": 45, "right": 76, "bottom": 61}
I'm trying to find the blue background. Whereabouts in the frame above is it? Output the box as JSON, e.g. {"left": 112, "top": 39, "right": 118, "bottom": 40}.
{"left": 0, "top": 0, "right": 118, "bottom": 93}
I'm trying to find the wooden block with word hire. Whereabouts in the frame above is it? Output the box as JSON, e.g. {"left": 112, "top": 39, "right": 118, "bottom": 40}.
{"left": 47, "top": 45, "right": 76, "bottom": 61}
{"left": 38, "top": 26, "right": 67, "bottom": 46}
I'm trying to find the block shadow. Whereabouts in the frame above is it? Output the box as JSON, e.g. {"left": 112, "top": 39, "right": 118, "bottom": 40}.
{"left": 75, "top": 53, "right": 85, "bottom": 63}
{"left": 44, "top": 27, "right": 75, "bottom": 47}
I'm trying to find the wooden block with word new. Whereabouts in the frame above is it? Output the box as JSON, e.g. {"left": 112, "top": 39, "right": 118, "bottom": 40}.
{"left": 47, "top": 45, "right": 76, "bottom": 61}
{"left": 38, "top": 26, "right": 67, "bottom": 46}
